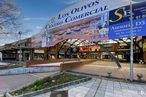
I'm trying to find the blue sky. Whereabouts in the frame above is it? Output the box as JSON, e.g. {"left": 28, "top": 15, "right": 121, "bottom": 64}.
{"left": 14, "top": 0, "right": 82, "bottom": 37}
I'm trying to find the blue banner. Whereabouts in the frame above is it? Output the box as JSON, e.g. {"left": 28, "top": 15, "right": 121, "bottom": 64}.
{"left": 109, "top": 18, "right": 146, "bottom": 39}
{"left": 109, "top": 1, "right": 146, "bottom": 39}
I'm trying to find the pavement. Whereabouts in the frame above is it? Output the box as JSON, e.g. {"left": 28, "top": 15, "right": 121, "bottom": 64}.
{"left": 70, "top": 61, "right": 146, "bottom": 81}
{"left": 0, "top": 72, "right": 59, "bottom": 94}
{"left": 34, "top": 77, "right": 146, "bottom": 97}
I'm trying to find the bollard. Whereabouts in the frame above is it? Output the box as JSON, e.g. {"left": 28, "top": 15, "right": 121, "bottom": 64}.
{"left": 137, "top": 73, "right": 143, "bottom": 81}
{"left": 107, "top": 71, "right": 112, "bottom": 78}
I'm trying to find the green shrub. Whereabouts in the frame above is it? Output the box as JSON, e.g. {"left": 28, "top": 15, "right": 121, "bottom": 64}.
{"left": 11, "top": 73, "right": 84, "bottom": 96}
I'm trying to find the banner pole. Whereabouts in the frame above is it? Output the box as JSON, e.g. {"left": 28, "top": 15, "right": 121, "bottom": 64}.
{"left": 130, "top": 0, "right": 134, "bottom": 81}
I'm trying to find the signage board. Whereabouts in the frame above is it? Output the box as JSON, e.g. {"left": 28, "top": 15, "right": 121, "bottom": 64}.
{"left": 109, "top": 1, "right": 146, "bottom": 39}
{"left": 34, "top": 50, "right": 44, "bottom": 53}
{"left": 79, "top": 45, "right": 100, "bottom": 52}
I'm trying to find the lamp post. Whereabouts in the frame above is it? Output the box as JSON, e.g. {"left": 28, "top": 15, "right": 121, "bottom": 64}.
{"left": 45, "top": 25, "right": 48, "bottom": 46}
{"left": 130, "top": 0, "right": 134, "bottom": 81}
{"left": 18, "top": 31, "right": 22, "bottom": 65}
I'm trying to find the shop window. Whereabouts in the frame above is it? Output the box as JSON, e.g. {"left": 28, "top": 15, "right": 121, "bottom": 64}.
{"left": 34, "top": 53, "right": 44, "bottom": 60}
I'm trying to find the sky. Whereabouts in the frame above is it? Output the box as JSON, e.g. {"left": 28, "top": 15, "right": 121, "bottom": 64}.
{"left": 14, "top": 0, "right": 82, "bottom": 37}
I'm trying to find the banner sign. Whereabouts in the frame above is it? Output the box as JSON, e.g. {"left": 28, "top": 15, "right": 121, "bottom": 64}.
{"left": 31, "top": 31, "right": 46, "bottom": 48}
{"left": 31, "top": 0, "right": 146, "bottom": 48}
{"left": 109, "top": 1, "right": 146, "bottom": 39}
{"left": 46, "top": 0, "right": 129, "bottom": 30}
{"left": 45, "top": 0, "right": 130, "bottom": 46}
{"left": 47, "top": 12, "right": 109, "bottom": 46}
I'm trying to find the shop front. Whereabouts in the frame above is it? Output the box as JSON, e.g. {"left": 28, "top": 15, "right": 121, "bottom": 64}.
{"left": 33, "top": 49, "right": 45, "bottom": 60}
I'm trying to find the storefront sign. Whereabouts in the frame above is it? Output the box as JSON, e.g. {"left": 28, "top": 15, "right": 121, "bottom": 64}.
{"left": 34, "top": 50, "right": 44, "bottom": 53}
{"left": 79, "top": 45, "right": 100, "bottom": 52}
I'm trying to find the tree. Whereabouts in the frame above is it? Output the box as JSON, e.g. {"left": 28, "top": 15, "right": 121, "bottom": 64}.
{"left": 0, "top": 0, "right": 21, "bottom": 45}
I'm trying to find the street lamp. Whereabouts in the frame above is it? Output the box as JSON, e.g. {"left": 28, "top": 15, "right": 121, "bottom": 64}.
{"left": 130, "top": 0, "right": 134, "bottom": 81}
{"left": 18, "top": 31, "right": 22, "bottom": 65}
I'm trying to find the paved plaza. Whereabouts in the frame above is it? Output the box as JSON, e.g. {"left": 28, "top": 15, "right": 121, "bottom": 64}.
{"left": 34, "top": 77, "right": 146, "bottom": 97}
{"left": 70, "top": 61, "right": 146, "bottom": 81}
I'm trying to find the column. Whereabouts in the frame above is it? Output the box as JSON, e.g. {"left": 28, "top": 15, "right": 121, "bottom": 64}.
{"left": 22, "top": 49, "right": 26, "bottom": 62}
{"left": 30, "top": 49, "right": 34, "bottom": 61}
{"left": 44, "top": 47, "right": 48, "bottom": 60}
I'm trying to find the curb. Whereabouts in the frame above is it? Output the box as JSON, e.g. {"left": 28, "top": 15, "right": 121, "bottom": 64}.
{"left": 0, "top": 67, "right": 60, "bottom": 76}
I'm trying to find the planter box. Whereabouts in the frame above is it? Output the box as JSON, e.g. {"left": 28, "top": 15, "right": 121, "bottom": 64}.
{"left": 6, "top": 73, "right": 92, "bottom": 97}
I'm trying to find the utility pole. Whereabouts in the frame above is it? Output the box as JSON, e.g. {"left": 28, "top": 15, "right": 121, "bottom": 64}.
{"left": 130, "top": 0, "right": 134, "bottom": 81}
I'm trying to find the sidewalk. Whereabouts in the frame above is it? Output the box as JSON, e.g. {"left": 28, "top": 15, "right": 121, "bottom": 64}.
{"left": 34, "top": 77, "right": 146, "bottom": 97}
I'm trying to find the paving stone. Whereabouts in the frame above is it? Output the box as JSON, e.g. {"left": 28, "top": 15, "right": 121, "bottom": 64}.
{"left": 95, "top": 92, "right": 105, "bottom": 97}
{"left": 32, "top": 77, "right": 146, "bottom": 97}
{"left": 105, "top": 92, "right": 114, "bottom": 97}
{"left": 143, "top": 94, "right": 146, "bottom": 97}
{"left": 113, "top": 94, "right": 124, "bottom": 97}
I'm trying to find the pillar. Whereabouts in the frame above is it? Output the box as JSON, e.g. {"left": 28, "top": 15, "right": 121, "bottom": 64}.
{"left": 44, "top": 47, "right": 48, "bottom": 60}
{"left": 22, "top": 49, "right": 26, "bottom": 62}
{"left": 30, "top": 49, "right": 34, "bottom": 61}
{"left": 16, "top": 50, "right": 18, "bottom": 61}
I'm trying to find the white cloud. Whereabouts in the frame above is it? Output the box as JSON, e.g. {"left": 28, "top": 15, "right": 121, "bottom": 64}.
{"left": 61, "top": 0, "right": 83, "bottom": 4}
{"left": 36, "top": 26, "right": 42, "bottom": 29}
{"left": 23, "top": 17, "right": 48, "bottom": 21}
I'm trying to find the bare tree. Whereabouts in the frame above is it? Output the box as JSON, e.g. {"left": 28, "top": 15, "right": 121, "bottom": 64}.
{"left": 0, "top": 0, "right": 21, "bottom": 44}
